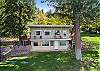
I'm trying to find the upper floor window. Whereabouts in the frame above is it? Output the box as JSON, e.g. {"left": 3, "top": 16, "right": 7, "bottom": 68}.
{"left": 63, "top": 30, "right": 67, "bottom": 37}
{"left": 55, "top": 30, "right": 60, "bottom": 35}
{"left": 36, "top": 31, "right": 40, "bottom": 35}
{"left": 64, "top": 33, "right": 66, "bottom": 37}
{"left": 45, "top": 31, "right": 50, "bottom": 35}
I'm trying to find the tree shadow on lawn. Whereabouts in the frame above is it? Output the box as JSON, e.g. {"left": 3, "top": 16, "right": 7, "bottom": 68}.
{"left": 28, "top": 52, "right": 80, "bottom": 71}
{"left": 0, "top": 51, "right": 81, "bottom": 71}
{"left": 0, "top": 51, "right": 100, "bottom": 71}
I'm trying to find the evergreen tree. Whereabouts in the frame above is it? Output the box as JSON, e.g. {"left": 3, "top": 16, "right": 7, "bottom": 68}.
{"left": 42, "top": 0, "right": 100, "bottom": 60}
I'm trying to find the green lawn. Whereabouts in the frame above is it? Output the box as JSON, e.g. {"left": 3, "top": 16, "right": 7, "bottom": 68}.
{"left": 0, "top": 35, "right": 100, "bottom": 71}
{"left": 82, "top": 35, "right": 100, "bottom": 67}
{"left": 82, "top": 36, "right": 100, "bottom": 45}
{"left": 82, "top": 36, "right": 100, "bottom": 56}
{"left": 0, "top": 52, "right": 80, "bottom": 71}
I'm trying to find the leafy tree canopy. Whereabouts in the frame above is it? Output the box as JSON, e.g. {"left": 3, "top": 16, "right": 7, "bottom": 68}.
{"left": 0, "top": 0, "right": 35, "bottom": 37}
{"left": 42, "top": 0, "right": 100, "bottom": 24}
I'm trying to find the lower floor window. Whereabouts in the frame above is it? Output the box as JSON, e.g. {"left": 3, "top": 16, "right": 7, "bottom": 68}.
{"left": 59, "top": 41, "right": 66, "bottom": 46}
{"left": 50, "top": 41, "right": 54, "bottom": 46}
{"left": 42, "top": 41, "right": 49, "bottom": 46}
{"left": 34, "top": 42, "right": 38, "bottom": 46}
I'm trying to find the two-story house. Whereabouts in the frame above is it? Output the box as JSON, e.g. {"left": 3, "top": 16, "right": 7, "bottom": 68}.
{"left": 28, "top": 25, "right": 74, "bottom": 51}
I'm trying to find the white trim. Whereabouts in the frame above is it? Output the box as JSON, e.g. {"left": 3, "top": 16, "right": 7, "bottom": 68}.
{"left": 30, "top": 38, "right": 72, "bottom": 41}
{"left": 28, "top": 25, "right": 74, "bottom": 28}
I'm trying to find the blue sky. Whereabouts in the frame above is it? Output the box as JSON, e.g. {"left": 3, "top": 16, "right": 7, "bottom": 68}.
{"left": 35, "top": 0, "right": 54, "bottom": 12}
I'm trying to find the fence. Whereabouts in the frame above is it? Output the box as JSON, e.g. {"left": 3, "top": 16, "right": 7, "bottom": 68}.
{"left": 0, "top": 38, "right": 31, "bottom": 61}
{"left": 10, "top": 45, "right": 31, "bottom": 56}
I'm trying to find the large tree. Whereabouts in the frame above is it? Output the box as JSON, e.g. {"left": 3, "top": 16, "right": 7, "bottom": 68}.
{"left": 0, "top": 0, "right": 35, "bottom": 61}
{"left": 0, "top": 0, "right": 35, "bottom": 46}
{"left": 42, "top": 0, "right": 100, "bottom": 60}
{"left": 35, "top": 9, "right": 48, "bottom": 24}
{"left": 0, "top": 0, "right": 35, "bottom": 37}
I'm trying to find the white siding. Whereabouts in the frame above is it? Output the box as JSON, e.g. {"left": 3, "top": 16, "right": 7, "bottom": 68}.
{"left": 30, "top": 26, "right": 72, "bottom": 51}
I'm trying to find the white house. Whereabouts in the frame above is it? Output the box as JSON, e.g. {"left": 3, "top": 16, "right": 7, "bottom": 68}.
{"left": 28, "top": 25, "right": 74, "bottom": 52}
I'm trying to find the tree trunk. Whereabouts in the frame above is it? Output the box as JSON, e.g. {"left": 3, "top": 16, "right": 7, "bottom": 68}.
{"left": 74, "top": 13, "right": 82, "bottom": 60}
{"left": 0, "top": 38, "right": 2, "bottom": 61}
{"left": 19, "top": 35, "right": 23, "bottom": 46}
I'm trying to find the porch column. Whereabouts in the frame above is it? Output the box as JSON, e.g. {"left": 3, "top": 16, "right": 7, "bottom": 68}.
{"left": 54, "top": 41, "right": 59, "bottom": 50}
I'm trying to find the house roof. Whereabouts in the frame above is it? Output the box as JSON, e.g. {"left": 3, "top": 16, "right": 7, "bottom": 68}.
{"left": 28, "top": 25, "right": 74, "bottom": 28}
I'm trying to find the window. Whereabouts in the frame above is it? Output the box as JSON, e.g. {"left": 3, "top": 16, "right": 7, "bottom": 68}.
{"left": 40, "top": 36, "right": 42, "bottom": 39}
{"left": 45, "top": 31, "right": 50, "bottom": 35}
{"left": 63, "top": 31, "right": 67, "bottom": 37}
{"left": 50, "top": 41, "right": 54, "bottom": 46}
{"left": 42, "top": 41, "right": 49, "bottom": 46}
{"left": 64, "top": 33, "right": 66, "bottom": 37}
{"left": 34, "top": 36, "right": 36, "bottom": 39}
{"left": 36, "top": 31, "right": 40, "bottom": 35}
{"left": 21, "top": 41, "right": 30, "bottom": 46}
{"left": 59, "top": 41, "right": 66, "bottom": 46}
{"left": 55, "top": 30, "right": 60, "bottom": 35}
{"left": 34, "top": 42, "right": 38, "bottom": 46}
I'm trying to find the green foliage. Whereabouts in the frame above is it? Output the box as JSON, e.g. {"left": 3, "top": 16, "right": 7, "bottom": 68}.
{"left": 43, "top": 0, "right": 100, "bottom": 20}
{"left": 34, "top": 9, "right": 48, "bottom": 24}
{"left": 42, "top": 0, "right": 100, "bottom": 25}
{"left": 34, "top": 9, "right": 72, "bottom": 25}
{"left": 42, "top": 0, "right": 100, "bottom": 35}
{"left": 81, "top": 36, "right": 100, "bottom": 70}
{"left": 47, "top": 15, "right": 72, "bottom": 25}
{"left": 0, "top": 0, "right": 35, "bottom": 37}
{"left": 81, "top": 18, "right": 100, "bottom": 33}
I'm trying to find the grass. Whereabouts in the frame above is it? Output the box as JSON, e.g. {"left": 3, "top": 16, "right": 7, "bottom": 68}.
{"left": 82, "top": 36, "right": 100, "bottom": 45}
{"left": 81, "top": 35, "right": 100, "bottom": 56}
{"left": 0, "top": 52, "right": 81, "bottom": 71}
{"left": 81, "top": 35, "right": 100, "bottom": 71}
{"left": 0, "top": 34, "right": 100, "bottom": 71}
